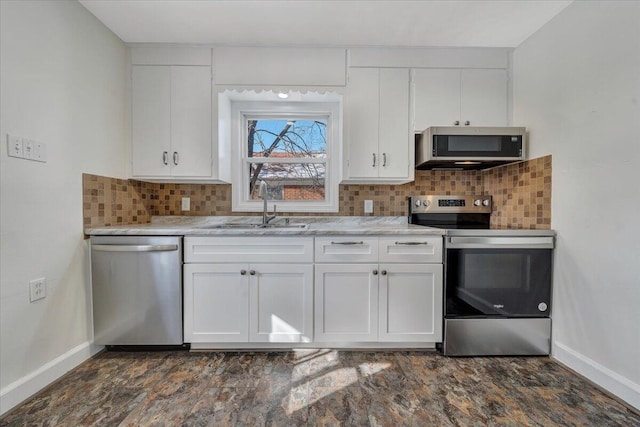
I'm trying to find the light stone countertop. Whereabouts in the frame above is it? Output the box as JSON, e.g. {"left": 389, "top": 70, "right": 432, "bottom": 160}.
{"left": 85, "top": 216, "right": 447, "bottom": 236}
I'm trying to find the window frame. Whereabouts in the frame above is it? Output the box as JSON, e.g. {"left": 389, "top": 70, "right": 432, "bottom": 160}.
{"left": 230, "top": 100, "right": 342, "bottom": 212}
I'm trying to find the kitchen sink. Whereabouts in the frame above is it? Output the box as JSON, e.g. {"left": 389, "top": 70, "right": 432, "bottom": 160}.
{"left": 198, "top": 223, "right": 309, "bottom": 230}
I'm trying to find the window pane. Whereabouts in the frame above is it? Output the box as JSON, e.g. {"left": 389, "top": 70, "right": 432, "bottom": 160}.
{"left": 248, "top": 119, "right": 327, "bottom": 159}
{"left": 249, "top": 163, "right": 325, "bottom": 201}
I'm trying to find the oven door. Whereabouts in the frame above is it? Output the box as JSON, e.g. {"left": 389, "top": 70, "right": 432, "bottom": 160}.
{"left": 445, "top": 236, "right": 553, "bottom": 317}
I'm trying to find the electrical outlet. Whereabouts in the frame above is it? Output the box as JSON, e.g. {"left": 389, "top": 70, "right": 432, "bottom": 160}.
{"left": 364, "top": 199, "right": 374, "bottom": 214}
{"left": 181, "top": 197, "right": 190, "bottom": 211}
{"left": 29, "top": 278, "right": 46, "bottom": 302}
{"left": 7, "top": 134, "right": 23, "bottom": 158}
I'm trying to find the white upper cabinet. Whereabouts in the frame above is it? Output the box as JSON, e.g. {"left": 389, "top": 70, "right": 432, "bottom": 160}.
{"left": 170, "top": 66, "right": 213, "bottom": 177}
{"left": 460, "top": 69, "right": 508, "bottom": 127}
{"left": 132, "top": 65, "right": 212, "bottom": 180}
{"left": 344, "top": 67, "right": 412, "bottom": 183}
{"left": 414, "top": 68, "right": 508, "bottom": 131}
{"left": 131, "top": 66, "right": 172, "bottom": 177}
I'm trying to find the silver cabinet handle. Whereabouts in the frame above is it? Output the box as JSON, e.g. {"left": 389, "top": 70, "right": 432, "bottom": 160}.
{"left": 330, "top": 241, "right": 364, "bottom": 245}
{"left": 372, "top": 153, "right": 376, "bottom": 167}
{"left": 373, "top": 269, "right": 378, "bottom": 275}
{"left": 92, "top": 244, "right": 178, "bottom": 252}
{"left": 249, "top": 270, "right": 256, "bottom": 275}
{"left": 454, "top": 120, "right": 460, "bottom": 126}
{"left": 381, "top": 270, "right": 387, "bottom": 275}
{"left": 240, "top": 270, "right": 247, "bottom": 275}
{"left": 395, "top": 241, "right": 430, "bottom": 246}
{"left": 162, "top": 151, "right": 169, "bottom": 165}
{"left": 465, "top": 121, "right": 470, "bottom": 126}
{"left": 173, "top": 151, "right": 179, "bottom": 165}
{"left": 382, "top": 153, "right": 387, "bottom": 167}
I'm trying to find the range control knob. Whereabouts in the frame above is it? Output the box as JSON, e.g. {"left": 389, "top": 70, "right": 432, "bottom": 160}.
{"left": 423, "top": 200, "right": 430, "bottom": 208}
{"left": 538, "top": 302, "right": 548, "bottom": 312}
{"left": 482, "top": 199, "right": 490, "bottom": 207}
{"left": 474, "top": 199, "right": 482, "bottom": 206}
{"left": 415, "top": 200, "right": 422, "bottom": 207}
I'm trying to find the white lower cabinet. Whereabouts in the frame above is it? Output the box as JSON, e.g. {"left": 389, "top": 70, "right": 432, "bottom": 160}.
{"left": 184, "top": 263, "right": 249, "bottom": 343}
{"left": 183, "top": 236, "right": 314, "bottom": 344}
{"left": 313, "top": 236, "right": 444, "bottom": 344}
{"left": 378, "top": 263, "right": 443, "bottom": 342}
{"left": 314, "top": 264, "right": 379, "bottom": 342}
{"left": 249, "top": 263, "right": 313, "bottom": 343}
{"left": 184, "top": 235, "right": 442, "bottom": 347}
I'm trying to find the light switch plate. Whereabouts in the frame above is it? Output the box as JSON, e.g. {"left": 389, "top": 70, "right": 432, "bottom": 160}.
{"left": 7, "top": 135, "right": 23, "bottom": 158}
{"left": 32, "top": 141, "right": 47, "bottom": 162}
{"left": 23, "top": 139, "right": 34, "bottom": 159}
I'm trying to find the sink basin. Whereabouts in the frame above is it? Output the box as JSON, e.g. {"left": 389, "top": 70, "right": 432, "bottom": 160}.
{"left": 267, "top": 224, "right": 309, "bottom": 229}
{"left": 198, "top": 223, "right": 308, "bottom": 230}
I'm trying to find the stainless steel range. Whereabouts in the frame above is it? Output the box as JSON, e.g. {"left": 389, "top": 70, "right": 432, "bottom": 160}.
{"left": 409, "top": 195, "right": 555, "bottom": 356}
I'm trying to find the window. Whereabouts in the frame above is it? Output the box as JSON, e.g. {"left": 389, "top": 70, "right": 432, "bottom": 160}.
{"left": 227, "top": 92, "right": 342, "bottom": 212}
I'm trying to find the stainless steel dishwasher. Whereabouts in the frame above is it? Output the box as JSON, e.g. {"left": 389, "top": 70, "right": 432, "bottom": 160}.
{"left": 90, "top": 236, "right": 183, "bottom": 346}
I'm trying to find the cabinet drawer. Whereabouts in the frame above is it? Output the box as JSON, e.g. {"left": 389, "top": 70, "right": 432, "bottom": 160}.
{"left": 315, "top": 237, "right": 378, "bottom": 263}
{"left": 185, "top": 236, "right": 313, "bottom": 263}
{"left": 378, "top": 237, "right": 442, "bottom": 263}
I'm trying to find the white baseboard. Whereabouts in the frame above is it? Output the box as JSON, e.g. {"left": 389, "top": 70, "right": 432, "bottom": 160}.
{"left": 0, "top": 341, "right": 104, "bottom": 416}
{"left": 553, "top": 342, "right": 640, "bottom": 411}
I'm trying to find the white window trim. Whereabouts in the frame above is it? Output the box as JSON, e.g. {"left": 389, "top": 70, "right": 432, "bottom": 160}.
{"left": 229, "top": 97, "right": 342, "bottom": 213}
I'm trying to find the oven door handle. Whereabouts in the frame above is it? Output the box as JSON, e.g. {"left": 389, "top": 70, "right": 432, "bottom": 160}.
{"left": 446, "top": 236, "right": 554, "bottom": 249}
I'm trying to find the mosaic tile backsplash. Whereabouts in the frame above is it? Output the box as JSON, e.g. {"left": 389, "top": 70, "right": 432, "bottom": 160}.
{"left": 482, "top": 155, "right": 552, "bottom": 229}
{"left": 83, "top": 155, "right": 551, "bottom": 231}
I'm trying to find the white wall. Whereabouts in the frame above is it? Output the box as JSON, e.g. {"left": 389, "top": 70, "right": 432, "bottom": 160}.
{"left": 0, "top": 0, "right": 126, "bottom": 413}
{"left": 513, "top": 1, "right": 640, "bottom": 409}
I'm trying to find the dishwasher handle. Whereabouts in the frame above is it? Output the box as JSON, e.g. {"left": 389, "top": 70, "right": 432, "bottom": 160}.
{"left": 92, "top": 244, "right": 179, "bottom": 253}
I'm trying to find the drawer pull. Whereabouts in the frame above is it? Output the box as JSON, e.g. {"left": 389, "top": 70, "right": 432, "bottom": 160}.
{"left": 330, "top": 241, "right": 364, "bottom": 245}
{"left": 381, "top": 270, "right": 387, "bottom": 275}
{"left": 249, "top": 270, "right": 256, "bottom": 276}
{"left": 240, "top": 270, "right": 247, "bottom": 275}
{"left": 373, "top": 269, "right": 378, "bottom": 275}
{"left": 395, "top": 241, "right": 430, "bottom": 246}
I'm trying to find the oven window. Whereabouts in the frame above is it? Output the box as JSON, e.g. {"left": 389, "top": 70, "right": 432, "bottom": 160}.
{"left": 463, "top": 253, "right": 529, "bottom": 290}
{"left": 446, "top": 248, "right": 552, "bottom": 317}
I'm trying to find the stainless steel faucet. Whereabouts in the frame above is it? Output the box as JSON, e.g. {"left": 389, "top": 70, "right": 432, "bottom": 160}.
{"left": 257, "top": 180, "right": 276, "bottom": 225}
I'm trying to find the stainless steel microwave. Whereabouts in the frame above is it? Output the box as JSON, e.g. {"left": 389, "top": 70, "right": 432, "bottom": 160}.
{"left": 416, "top": 126, "right": 527, "bottom": 170}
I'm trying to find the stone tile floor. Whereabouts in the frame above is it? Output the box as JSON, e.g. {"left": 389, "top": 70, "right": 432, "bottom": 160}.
{"left": 1, "top": 350, "right": 638, "bottom": 426}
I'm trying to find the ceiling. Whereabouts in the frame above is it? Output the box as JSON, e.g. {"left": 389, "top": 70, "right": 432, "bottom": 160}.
{"left": 78, "top": 0, "right": 573, "bottom": 48}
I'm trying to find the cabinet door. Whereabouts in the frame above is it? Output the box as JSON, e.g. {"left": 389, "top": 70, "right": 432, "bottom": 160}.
{"left": 184, "top": 264, "right": 249, "bottom": 343}
{"left": 131, "top": 66, "right": 171, "bottom": 176}
{"left": 379, "top": 263, "right": 443, "bottom": 342}
{"left": 413, "top": 68, "right": 461, "bottom": 130}
{"left": 170, "top": 66, "right": 213, "bottom": 177}
{"left": 314, "top": 264, "right": 378, "bottom": 342}
{"left": 461, "top": 69, "right": 508, "bottom": 126}
{"left": 345, "top": 68, "right": 380, "bottom": 179}
{"left": 249, "top": 264, "right": 313, "bottom": 343}
{"left": 378, "top": 68, "right": 411, "bottom": 179}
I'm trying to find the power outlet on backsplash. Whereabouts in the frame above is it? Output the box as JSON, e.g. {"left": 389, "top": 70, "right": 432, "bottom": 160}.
{"left": 364, "top": 200, "right": 373, "bottom": 214}
{"left": 181, "top": 197, "right": 191, "bottom": 211}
